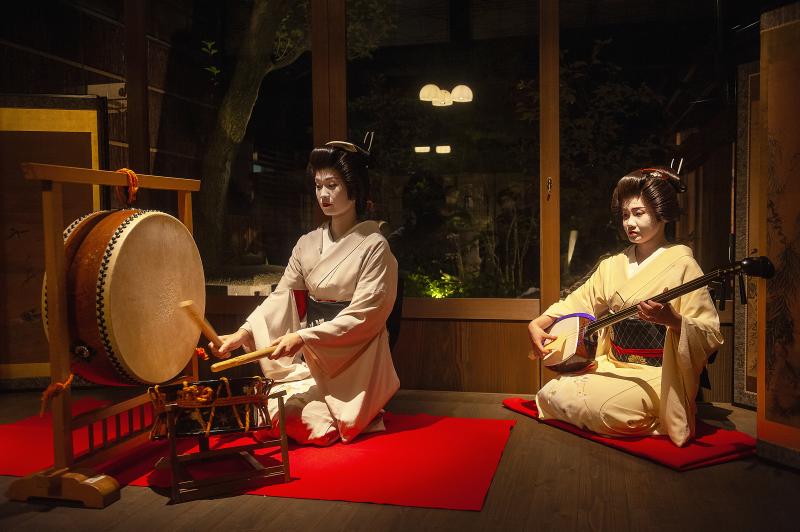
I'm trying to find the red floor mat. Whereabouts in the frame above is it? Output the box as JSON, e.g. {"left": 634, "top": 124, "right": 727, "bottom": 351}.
{"left": 502, "top": 397, "right": 755, "bottom": 471}
{"left": 1, "top": 399, "right": 515, "bottom": 510}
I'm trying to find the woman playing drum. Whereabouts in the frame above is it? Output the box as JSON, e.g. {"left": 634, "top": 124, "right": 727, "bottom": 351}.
{"left": 211, "top": 139, "right": 399, "bottom": 446}
{"left": 527, "top": 168, "right": 723, "bottom": 447}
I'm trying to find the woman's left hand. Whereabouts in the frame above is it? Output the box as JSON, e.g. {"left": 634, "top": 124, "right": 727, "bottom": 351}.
{"left": 638, "top": 298, "right": 682, "bottom": 331}
{"left": 268, "top": 332, "right": 305, "bottom": 359}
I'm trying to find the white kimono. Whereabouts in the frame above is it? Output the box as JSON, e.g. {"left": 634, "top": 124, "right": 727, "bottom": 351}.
{"left": 241, "top": 221, "right": 400, "bottom": 445}
{"left": 535, "top": 244, "right": 723, "bottom": 447}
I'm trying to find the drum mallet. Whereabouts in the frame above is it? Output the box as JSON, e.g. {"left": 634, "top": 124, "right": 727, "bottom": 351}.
{"left": 179, "top": 300, "right": 224, "bottom": 350}
{"left": 210, "top": 346, "right": 277, "bottom": 373}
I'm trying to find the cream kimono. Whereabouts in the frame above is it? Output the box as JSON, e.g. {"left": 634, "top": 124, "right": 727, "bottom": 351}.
{"left": 535, "top": 244, "right": 723, "bottom": 447}
{"left": 241, "top": 220, "right": 400, "bottom": 445}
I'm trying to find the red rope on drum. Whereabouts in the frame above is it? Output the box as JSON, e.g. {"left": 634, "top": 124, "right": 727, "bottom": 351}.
{"left": 39, "top": 373, "right": 74, "bottom": 417}
{"left": 195, "top": 347, "right": 209, "bottom": 361}
{"left": 114, "top": 167, "right": 139, "bottom": 206}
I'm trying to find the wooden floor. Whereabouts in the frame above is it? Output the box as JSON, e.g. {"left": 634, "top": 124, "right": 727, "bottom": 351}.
{"left": 0, "top": 388, "right": 797, "bottom": 531}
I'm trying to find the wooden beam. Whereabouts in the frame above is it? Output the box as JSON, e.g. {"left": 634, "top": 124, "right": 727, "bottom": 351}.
{"left": 124, "top": 0, "right": 150, "bottom": 173}
{"left": 22, "top": 163, "right": 200, "bottom": 191}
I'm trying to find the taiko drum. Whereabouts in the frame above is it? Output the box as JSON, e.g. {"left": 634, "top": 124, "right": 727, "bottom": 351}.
{"left": 44, "top": 209, "right": 205, "bottom": 385}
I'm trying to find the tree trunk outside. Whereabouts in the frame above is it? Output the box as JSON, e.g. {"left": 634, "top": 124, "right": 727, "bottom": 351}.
{"left": 196, "top": 0, "right": 290, "bottom": 269}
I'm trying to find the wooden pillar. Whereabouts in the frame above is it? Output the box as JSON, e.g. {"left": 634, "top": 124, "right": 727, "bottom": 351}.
{"left": 539, "top": 0, "right": 560, "bottom": 383}
{"left": 41, "top": 181, "right": 73, "bottom": 467}
{"left": 539, "top": 0, "right": 560, "bottom": 309}
{"left": 311, "top": 0, "right": 347, "bottom": 227}
{"left": 124, "top": 0, "right": 150, "bottom": 174}
{"left": 311, "top": 0, "right": 348, "bottom": 146}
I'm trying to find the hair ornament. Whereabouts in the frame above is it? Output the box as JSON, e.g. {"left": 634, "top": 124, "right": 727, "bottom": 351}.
{"left": 640, "top": 165, "right": 687, "bottom": 193}
{"left": 324, "top": 131, "right": 375, "bottom": 159}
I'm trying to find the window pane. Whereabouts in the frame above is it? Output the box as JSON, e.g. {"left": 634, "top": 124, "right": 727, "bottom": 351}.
{"left": 559, "top": 4, "right": 727, "bottom": 292}
{"left": 347, "top": 0, "right": 539, "bottom": 298}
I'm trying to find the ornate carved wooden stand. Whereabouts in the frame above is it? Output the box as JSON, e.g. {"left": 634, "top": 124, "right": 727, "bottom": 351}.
{"left": 156, "top": 390, "right": 291, "bottom": 503}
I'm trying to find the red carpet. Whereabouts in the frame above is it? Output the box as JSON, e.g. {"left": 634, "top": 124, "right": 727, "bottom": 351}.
{"left": 0, "top": 399, "right": 515, "bottom": 510}
{"left": 502, "top": 397, "right": 755, "bottom": 471}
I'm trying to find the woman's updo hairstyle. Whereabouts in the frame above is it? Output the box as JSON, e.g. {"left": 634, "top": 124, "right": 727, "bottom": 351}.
{"left": 307, "top": 138, "right": 371, "bottom": 218}
{"left": 610, "top": 167, "right": 685, "bottom": 239}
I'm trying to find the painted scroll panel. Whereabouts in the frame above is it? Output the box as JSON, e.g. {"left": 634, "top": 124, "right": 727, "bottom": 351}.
{"left": 762, "top": 6, "right": 800, "bottom": 430}
{"left": 734, "top": 63, "right": 760, "bottom": 408}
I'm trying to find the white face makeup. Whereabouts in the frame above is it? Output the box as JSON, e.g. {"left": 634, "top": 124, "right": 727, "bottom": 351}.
{"left": 621, "top": 196, "right": 664, "bottom": 246}
{"left": 315, "top": 169, "right": 355, "bottom": 218}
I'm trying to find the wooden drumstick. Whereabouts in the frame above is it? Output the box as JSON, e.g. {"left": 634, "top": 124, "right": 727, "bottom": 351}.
{"left": 179, "top": 300, "right": 223, "bottom": 348}
{"left": 210, "top": 346, "right": 277, "bottom": 373}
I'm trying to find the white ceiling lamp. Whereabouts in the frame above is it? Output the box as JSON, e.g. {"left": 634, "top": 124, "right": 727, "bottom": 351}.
{"left": 451, "top": 84, "right": 473, "bottom": 102}
{"left": 435, "top": 145, "right": 451, "bottom": 154}
{"left": 432, "top": 89, "right": 453, "bottom": 107}
{"left": 419, "top": 84, "right": 440, "bottom": 101}
{"left": 414, "top": 146, "right": 431, "bottom": 153}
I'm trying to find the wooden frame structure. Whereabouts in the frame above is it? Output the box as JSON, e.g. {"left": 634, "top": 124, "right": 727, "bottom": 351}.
{"left": 159, "top": 390, "right": 291, "bottom": 503}
{"left": 7, "top": 163, "right": 200, "bottom": 507}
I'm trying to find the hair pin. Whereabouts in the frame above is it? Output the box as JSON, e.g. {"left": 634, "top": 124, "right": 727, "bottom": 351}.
{"left": 325, "top": 131, "right": 374, "bottom": 157}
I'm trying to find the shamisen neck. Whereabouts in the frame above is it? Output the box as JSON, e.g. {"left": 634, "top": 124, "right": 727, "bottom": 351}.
{"left": 586, "top": 265, "right": 729, "bottom": 335}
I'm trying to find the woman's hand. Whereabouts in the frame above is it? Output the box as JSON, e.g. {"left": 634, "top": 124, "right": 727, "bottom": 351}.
{"left": 268, "top": 332, "right": 305, "bottom": 359}
{"left": 210, "top": 328, "right": 255, "bottom": 359}
{"left": 527, "top": 315, "right": 558, "bottom": 360}
{"left": 638, "top": 298, "right": 682, "bottom": 331}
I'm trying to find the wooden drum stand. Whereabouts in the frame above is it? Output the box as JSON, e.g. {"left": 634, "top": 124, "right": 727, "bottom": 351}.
{"left": 5, "top": 163, "right": 289, "bottom": 507}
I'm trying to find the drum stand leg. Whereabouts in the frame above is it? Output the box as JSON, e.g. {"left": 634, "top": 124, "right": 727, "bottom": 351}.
{"left": 7, "top": 468, "right": 121, "bottom": 509}
{"left": 164, "top": 391, "right": 291, "bottom": 503}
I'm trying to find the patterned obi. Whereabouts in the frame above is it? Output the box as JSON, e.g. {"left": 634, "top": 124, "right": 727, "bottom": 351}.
{"left": 609, "top": 318, "right": 666, "bottom": 367}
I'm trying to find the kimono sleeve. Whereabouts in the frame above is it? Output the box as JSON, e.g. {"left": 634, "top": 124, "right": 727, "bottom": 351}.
{"left": 240, "top": 236, "right": 307, "bottom": 334}
{"left": 673, "top": 258, "right": 724, "bottom": 375}
{"left": 544, "top": 258, "right": 609, "bottom": 319}
{"left": 296, "top": 238, "right": 398, "bottom": 376}
{"left": 660, "top": 257, "right": 724, "bottom": 446}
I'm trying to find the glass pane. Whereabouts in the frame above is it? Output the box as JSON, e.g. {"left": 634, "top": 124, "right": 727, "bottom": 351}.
{"left": 558, "top": 6, "right": 726, "bottom": 292}
{"left": 347, "top": 0, "right": 539, "bottom": 298}
{"left": 215, "top": 8, "right": 313, "bottom": 292}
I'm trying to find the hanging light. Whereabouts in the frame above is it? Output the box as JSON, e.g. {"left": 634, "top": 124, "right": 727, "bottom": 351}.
{"left": 414, "top": 146, "right": 431, "bottom": 153}
{"left": 451, "top": 84, "right": 473, "bottom": 102}
{"left": 435, "top": 145, "right": 451, "bottom": 154}
{"left": 432, "top": 89, "right": 453, "bottom": 107}
{"left": 419, "top": 84, "right": 440, "bottom": 101}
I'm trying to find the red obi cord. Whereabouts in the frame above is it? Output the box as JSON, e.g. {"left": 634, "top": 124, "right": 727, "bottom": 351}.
{"left": 609, "top": 340, "right": 663, "bottom": 358}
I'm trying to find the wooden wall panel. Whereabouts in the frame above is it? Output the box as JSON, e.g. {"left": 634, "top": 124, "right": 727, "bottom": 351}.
{"left": 705, "top": 325, "right": 734, "bottom": 403}
{"left": 392, "top": 319, "right": 539, "bottom": 394}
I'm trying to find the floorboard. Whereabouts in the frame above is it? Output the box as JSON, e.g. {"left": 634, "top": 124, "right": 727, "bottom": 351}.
{"left": 0, "top": 388, "right": 796, "bottom": 531}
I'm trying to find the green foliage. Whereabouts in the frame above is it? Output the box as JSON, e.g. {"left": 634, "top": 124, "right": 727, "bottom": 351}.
{"left": 406, "top": 271, "right": 464, "bottom": 298}
{"left": 201, "top": 40, "right": 221, "bottom": 84}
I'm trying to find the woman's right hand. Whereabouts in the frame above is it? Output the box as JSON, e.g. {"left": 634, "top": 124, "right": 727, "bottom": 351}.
{"left": 527, "top": 316, "right": 558, "bottom": 360}
{"left": 209, "top": 328, "right": 255, "bottom": 359}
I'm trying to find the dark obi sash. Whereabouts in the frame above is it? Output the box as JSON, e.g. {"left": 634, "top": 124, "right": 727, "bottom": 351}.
{"left": 306, "top": 296, "right": 350, "bottom": 327}
{"left": 609, "top": 318, "right": 666, "bottom": 367}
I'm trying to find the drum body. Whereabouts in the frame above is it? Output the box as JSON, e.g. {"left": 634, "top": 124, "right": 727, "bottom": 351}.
{"left": 44, "top": 209, "right": 205, "bottom": 385}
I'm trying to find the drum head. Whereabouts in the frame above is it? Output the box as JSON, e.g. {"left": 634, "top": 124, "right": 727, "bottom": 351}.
{"left": 102, "top": 212, "right": 204, "bottom": 384}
